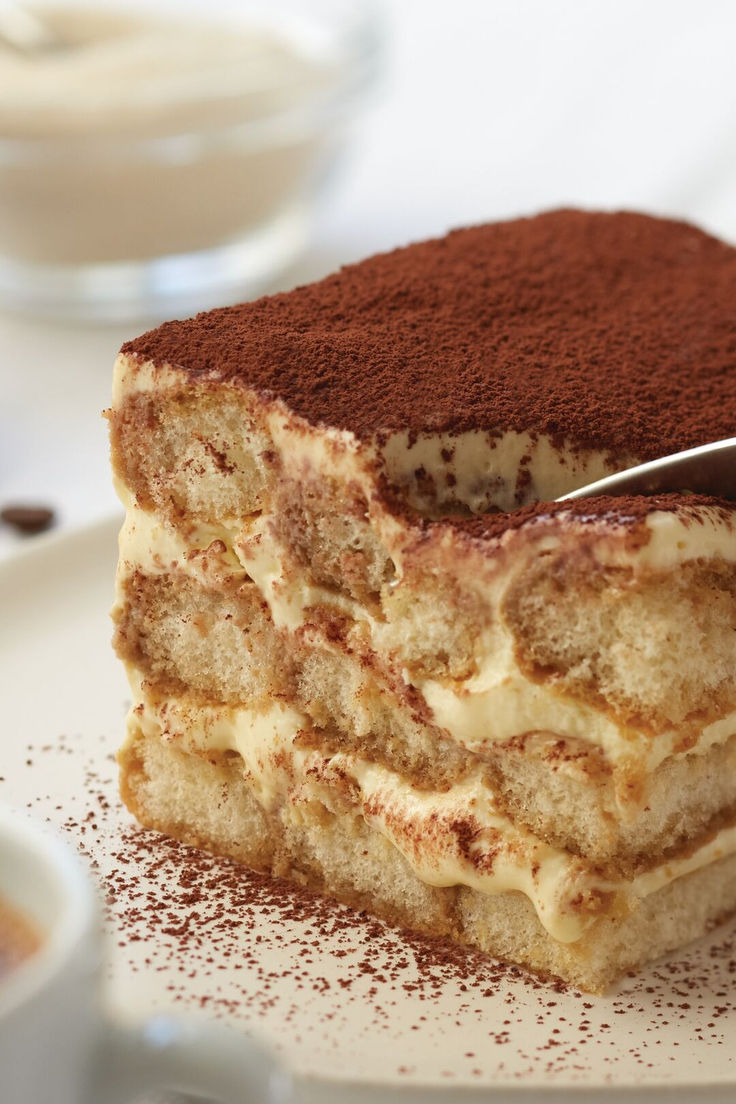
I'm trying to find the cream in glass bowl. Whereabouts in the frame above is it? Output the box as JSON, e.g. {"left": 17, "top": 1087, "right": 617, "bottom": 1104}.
{"left": 0, "top": 0, "right": 381, "bottom": 320}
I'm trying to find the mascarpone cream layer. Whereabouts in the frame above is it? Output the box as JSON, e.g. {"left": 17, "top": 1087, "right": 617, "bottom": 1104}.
{"left": 124, "top": 680, "right": 736, "bottom": 944}
{"left": 113, "top": 353, "right": 630, "bottom": 514}
{"left": 116, "top": 502, "right": 736, "bottom": 780}
{"left": 113, "top": 351, "right": 736, "bottom": 576}
{"left": 114, "top": 355, "right": 736, "bottom": 940}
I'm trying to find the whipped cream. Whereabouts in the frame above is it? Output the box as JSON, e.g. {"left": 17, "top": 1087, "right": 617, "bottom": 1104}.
{"left": 0, "top": 7, "right": 336, "bottom": 265}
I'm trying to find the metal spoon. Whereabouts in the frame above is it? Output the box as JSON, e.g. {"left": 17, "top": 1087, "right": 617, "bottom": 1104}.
{"left": 0, "top": 4, "right": 62, "bottom": 53}
{"left": 557, "top": 436, "right": 736, "bottom": 502}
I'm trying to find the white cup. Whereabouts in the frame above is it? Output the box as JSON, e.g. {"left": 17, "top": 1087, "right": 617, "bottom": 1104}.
{"left": 0, "top": 803, "right": 291, "bottom": 1104}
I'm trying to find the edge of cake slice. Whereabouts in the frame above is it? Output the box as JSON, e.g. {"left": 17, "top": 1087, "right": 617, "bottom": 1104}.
{"left": 110, "top": 210, "right": 736, "bottom": 991}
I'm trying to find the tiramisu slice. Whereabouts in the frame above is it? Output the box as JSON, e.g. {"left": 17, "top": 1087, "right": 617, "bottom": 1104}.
{"left": 110, "top": 210, "right": 736, "bottom": 992}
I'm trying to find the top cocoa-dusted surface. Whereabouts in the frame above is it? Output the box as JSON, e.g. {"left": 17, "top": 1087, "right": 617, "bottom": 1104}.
{"left": 123, "top": 210, "right": 736, "bottom": 460}
{"left": 450, "top": 494, "right": 736, "bottom": 543}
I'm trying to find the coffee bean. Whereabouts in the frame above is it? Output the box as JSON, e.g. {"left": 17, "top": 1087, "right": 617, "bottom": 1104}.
{"left": 1, "top": 505, "right": 55, "bottom": 535}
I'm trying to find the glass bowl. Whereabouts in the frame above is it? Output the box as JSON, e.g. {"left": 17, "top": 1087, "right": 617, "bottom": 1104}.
{"left": 0, "top": 0, "right": 381, "bottom": 322}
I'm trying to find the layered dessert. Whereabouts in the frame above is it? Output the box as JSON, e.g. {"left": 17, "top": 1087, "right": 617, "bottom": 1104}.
{"left": 110, "top": 209, "right": 736, "bottom": 992}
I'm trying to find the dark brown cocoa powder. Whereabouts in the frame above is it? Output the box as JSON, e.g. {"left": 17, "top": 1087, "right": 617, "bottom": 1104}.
{"left": 13, "top": 731, "right": 736, "bottom": 1085}
{"left": 124, "top": 210, "right": 736, "bottom": 460}
{"left": 451, "top": 493, "right": 736, "bottom": 543}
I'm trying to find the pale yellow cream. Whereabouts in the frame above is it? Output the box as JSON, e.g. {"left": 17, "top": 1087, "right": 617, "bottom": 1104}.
{"left": 124, "top": 678, "right": 736, "bottom": 943}
{"left": 111, "top": 354, "right": 627, "bottom": 515}
{"left": 113, "top": 351, "right": 736, "bottom": 941}
{"left": 116, "top": 500, "right": 736, "bottom": 781}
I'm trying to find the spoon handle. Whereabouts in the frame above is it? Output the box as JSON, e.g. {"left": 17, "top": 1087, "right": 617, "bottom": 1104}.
{"left": 558, "top": 436, "right": 736, "bottom": 502}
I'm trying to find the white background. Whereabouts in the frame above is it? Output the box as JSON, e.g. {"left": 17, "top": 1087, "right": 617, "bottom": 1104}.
{"left": 3, "top": 0, "right": 736, "bottom": 557}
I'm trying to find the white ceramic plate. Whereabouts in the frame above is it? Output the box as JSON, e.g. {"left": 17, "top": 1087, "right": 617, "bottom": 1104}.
{"left": 1, "top": 517, "right": 736, "bottom": 1103}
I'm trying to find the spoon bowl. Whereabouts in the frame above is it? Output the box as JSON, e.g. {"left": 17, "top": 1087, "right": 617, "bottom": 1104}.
{"left": 557, "top": 436, "right": 736, "bottom": 503}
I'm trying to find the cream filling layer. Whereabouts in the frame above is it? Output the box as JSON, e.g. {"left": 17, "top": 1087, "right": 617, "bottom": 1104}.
{"left": 124, "top": 680, "right": 736, "bottom": 944}
{"left": 114, "top": 353, "right": 736, "bottom": 548}
{"left": 378, "top": 428, "right": 624, "bottom": 513}
{"left": 420, "top": 662, "right": 736, "bottom": 778}
{"left": 113, "top": 353, "right": 626, "bottom": 515}
{"left": 116, "top": 502, "right": 736, "bottom": 780}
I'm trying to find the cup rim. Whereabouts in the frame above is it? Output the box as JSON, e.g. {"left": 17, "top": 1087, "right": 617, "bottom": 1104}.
{"left": 0, "top": 804, "right": 96, "bottom": 1018}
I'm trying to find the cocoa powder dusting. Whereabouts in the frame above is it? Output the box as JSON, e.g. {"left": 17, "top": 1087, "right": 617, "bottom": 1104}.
{"left": 451, "top": 493, "right": 736, "bottom": 543}
{"left": 8, "top": 732, "right": 736, "bottom": 1086}
{"left": 124, "top": 210, "right": 736, "bottom": 460}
